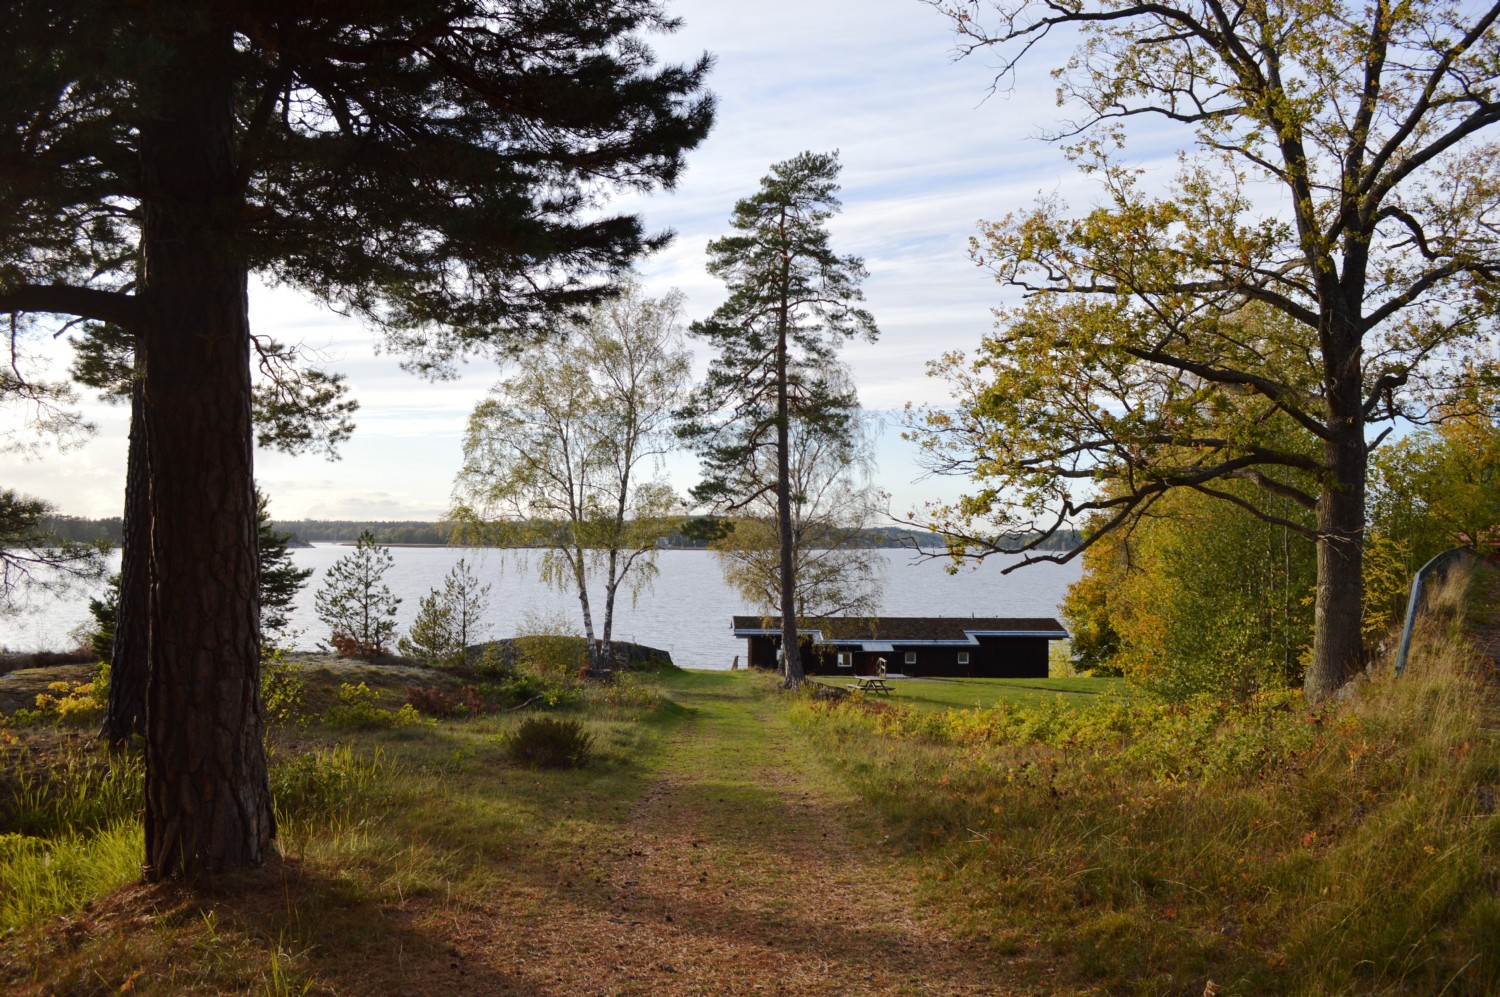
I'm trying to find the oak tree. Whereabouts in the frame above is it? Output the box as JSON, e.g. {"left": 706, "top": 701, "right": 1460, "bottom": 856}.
{"left": 0, "top": 0, "right": 712, "bottom": 875}
{"left": 912, "top": 0, "right": 1500, "bottom": 700}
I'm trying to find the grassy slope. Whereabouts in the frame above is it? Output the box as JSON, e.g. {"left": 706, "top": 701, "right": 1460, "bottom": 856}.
{"left": 1, "top": 668, "right": 1028, "bottom": 995}
{"left": 811, "top": 675, "right": 1123, "bottom": 712}
{"left": 792, "top": 568, "right": 1500, "bottom": 995}
{"left": 3, "top": 574, "right": 1498, "bottom": 996}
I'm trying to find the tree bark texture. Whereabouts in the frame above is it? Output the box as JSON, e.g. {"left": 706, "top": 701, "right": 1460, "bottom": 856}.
{"left": 1305, "top": 314, "right": 1367, "bottom": 702}
{"left": 776, "top": 314, "right": 803, "bottom": 688}
{"left": 139, "top": 17, "right": 274, "bottom": 878}
{"left": 570, "top": 547, "right": 604, "bottom": 677}
{"left": 102, "top": 366, "right": 149, "bottom": 744}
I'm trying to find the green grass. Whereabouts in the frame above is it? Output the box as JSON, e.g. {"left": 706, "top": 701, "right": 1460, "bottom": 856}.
{"left": 790, "top": 571, "right": 1500, "bottom": 996}
{"left": 3, "top": 598, "right": 1497, "bottom": 997}
{"left": 0, "top": 661, "right": 693, "bottom": 994}
{"left": 811, "top": 674, "right": 1124, "bottom": 712}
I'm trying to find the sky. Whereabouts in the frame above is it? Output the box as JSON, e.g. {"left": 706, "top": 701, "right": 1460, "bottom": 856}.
{"left": 2, "top": 0, "right": 1181, "bottom": 522}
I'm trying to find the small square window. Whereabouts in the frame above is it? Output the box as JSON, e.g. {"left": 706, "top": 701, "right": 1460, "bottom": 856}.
{"left": 904, "top": 651, "right": 917, "bottom": 665}
{"left": 836, "top": 651, "right": 853, "bottom": 668}
{"left": 957, "top": 651, "right": 970, "bottom": 665}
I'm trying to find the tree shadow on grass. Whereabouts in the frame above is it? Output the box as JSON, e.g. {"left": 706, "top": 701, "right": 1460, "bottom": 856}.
{"left": 4, "top": 856, "right": 562, "bottom": 997}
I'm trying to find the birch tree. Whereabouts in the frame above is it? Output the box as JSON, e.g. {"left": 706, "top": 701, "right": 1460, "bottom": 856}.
{"left": 454, "top": 286, "right": 691, "bottom": 674}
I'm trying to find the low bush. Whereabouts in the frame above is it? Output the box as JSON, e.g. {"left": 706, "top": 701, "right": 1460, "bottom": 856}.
{"left": 270, "top": 743, "right": 387, "bottom": 822}
{"left": 504, "top": 716, "right": 594, "bottom": 769}
{"left": 404, "top": 683, "right": 489, "bottom": 718}
{"left": 3, "top": 738, "right": 143, "bottom": 838}
{"left": 322, "top": 682, "right": 430, "bottom": 730}
{"left": 328, "top": 630, "right": 383, "bottom": 660}
{"left": 0, "top": 738, "right": 144, "bottom": 931}
{"left": 260, "top": 646, "right": 307, "bottom": 726}
{"left": 13, "top": 663, "right": 109, "bottom": 728}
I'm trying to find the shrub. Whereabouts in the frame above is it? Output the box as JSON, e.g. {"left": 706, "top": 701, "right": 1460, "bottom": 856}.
{"left": 404, "top": 683, "right": 489, "bottom": 718}
{"left": 270, "top": 744, "right": 386, "bottom": 821}
{"left": 322, "top": 682, "right": 430, "bottom": 730}
{"left": 27, "top": 671, "right": 106, "bottom": 727}
{"left": 505, "top": 716, "right": 594, "bottom": 769}
{"left": 260, "top": 645, "right": 307, "bottom": 726}
{"left": 3, "top": 740, "right": 143, "bottom": 838}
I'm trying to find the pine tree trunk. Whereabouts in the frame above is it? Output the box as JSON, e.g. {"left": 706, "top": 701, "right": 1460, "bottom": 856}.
{"left": 101, "top": 366, "right": 149, "bottom": 745}
{"left": 138, "top": 18, "right": 274, "bottom": 878}
{"left": 1305, "top": 322, "right": 1367, "bottom": 703}
{"left": 775, "top": 312, "right": 802, "bottom": 688}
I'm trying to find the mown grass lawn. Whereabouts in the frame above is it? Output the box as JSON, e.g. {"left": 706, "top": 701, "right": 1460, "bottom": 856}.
{"left": 810, "top": 674, "right": 1124, "bottom": 711}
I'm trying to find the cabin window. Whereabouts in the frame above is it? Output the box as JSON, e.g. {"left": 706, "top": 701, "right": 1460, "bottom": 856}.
{"left": 957, "top": 651, "right": 970, "bottom": 665}
{"left": 904, "top": 651, "right": 917, "bottom": 665}
{"left": 836, "top": 651, "right": 853, "bottom": 669}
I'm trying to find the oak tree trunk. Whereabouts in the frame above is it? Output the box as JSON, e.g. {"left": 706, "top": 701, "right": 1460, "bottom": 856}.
{"left": 138, "top": 16, "right": 274, "bottom": 878}
{"left": 1305, "top": 315, "right": 1367, "bottom": 703}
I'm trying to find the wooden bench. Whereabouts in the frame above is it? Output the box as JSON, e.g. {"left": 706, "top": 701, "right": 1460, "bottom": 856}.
{"left": 848, "top": 677, "right": 893, "bottom": 695}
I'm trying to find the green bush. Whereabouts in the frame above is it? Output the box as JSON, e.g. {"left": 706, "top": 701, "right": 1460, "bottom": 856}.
{"left": 260, "top": 645, "right": 307, "bottom": 726}
{"left": 322, "top": 682, "right": 430, "bottom": 730}
{"left": 505, "top": 716, "right": 594, "bottom": 769}
{"left": 270, "top": 744, "right": 386, "bottom": 821}
{"left": 4, "top": 742, "right": 143, "bottom": 837}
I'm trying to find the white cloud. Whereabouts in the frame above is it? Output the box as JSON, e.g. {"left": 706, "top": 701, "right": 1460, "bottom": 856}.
{"left": 3, "top": 0, "right": 1194, "bottom": 521}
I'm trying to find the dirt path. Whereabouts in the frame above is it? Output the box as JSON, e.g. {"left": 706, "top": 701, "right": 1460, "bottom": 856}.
{"left": 429, "top": 674, "right": 1022, "bottom": 996}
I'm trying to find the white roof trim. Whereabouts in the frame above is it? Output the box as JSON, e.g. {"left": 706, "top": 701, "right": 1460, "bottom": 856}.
{"left": 731, "top": 627, "right": 1069, "bottom": 643}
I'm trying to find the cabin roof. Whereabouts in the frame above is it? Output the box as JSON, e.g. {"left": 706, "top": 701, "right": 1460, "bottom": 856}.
{"left": 730, "top": 615, "right": 1068, "bottom": 645}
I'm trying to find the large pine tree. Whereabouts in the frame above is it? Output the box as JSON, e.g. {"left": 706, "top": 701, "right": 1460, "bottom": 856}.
{"left": 677, "top": 151, "right": 877, "bottom": 689}
{"left": 0, "top": 0, "right": 712, "bottom": 877}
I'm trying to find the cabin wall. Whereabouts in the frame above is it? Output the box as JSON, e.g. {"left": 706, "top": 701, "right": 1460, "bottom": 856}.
{"left": 893, "top": 637, "right": 1050, "bottom": 678}
{"left": 745, "top": 636, "right": 778, "bottom": 670}
{"left": 748, "top": 636, "right": 843, "bottom": 673}
{"left": 743, "top": 633, "right": 1054, "bottom": 678}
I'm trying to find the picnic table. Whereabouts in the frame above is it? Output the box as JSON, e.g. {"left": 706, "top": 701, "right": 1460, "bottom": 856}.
{"left": 848, "top": 676, "right": 893, "bottom": 695}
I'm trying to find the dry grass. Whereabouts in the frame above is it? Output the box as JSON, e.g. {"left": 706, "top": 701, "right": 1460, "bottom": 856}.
{"left": 4, "top": 569, "right": 1498, "bottom": 995}
{"left": 792, "top": 564, "right": 1500, "bottom": 996}
{"left": 2, "top": 669, "right": 1042, "bottom": 995}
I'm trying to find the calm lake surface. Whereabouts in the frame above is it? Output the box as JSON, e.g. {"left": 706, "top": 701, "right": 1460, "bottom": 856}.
{"left": 1, "top": 546, "right": 1081, "bottom": 669}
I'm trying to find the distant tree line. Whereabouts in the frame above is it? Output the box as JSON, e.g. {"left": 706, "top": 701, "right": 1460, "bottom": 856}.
{"left": 272, "top": 521, "right": 453, "bottom": 546}
{"left": 32, "top": 514, "right": 1082, "bottom": 553}
{"left": 38, "top": 516, "right": 124, "bottom": 545}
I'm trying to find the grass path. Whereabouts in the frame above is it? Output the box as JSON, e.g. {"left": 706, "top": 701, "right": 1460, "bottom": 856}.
{"left": 2, "top": 670, "right": 1028, "bottom": 995}
{"left": 424, "top": 671, "right": 1021, "bottom": 996}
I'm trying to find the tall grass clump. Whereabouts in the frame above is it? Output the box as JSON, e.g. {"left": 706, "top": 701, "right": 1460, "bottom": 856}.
{"left": 0, "top": 740, "right": 144, "bottom": 931}
{"left": 791, "top": 568, "right": 1500, "bottom": 995}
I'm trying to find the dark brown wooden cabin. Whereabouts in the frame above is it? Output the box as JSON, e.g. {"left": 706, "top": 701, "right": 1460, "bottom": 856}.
{"left": 730, "top": 616, "right": 1068, "bottom": 679}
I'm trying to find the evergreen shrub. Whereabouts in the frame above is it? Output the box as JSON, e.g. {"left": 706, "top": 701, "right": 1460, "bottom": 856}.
{"left": 505, "top": 716, "right": 594, "bottom": 769}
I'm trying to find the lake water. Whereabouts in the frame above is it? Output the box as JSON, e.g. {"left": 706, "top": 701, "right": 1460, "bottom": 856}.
{"left": 0, "top": 546, "right": 1081, "bottom": 669}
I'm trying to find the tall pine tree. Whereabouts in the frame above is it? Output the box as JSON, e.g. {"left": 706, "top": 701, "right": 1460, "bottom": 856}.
{"left": 0, "top": 1, "right": 713, "bottom": 877}
{"left": 677, "top": 151, "right": 877, "bottom": 688}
